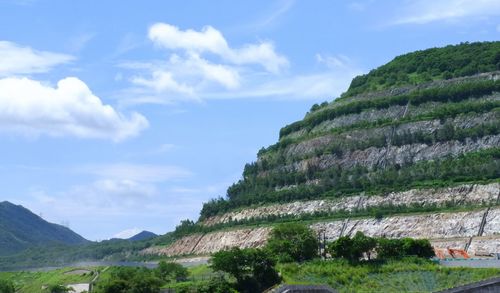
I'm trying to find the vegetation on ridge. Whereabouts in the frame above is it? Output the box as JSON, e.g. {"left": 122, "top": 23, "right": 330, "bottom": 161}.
{"left": 345, "top": 41, "right": 500, "bottom": 97}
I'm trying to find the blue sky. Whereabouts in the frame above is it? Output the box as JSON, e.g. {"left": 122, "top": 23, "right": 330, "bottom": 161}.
{"left": 0, "top": 0, "right": 499, "bottom": 240}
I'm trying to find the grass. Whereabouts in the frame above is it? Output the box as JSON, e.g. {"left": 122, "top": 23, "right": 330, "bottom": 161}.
{"left": 279, "top": 257, "right": 500, "bottom": 293}
{"left": 0, "top": 267, "right": 95, "bottom": 292}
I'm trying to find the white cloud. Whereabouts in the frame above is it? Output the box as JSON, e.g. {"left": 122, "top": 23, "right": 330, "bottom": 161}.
{"left": 148, "top": 23, "right": 289, "bottom": 73}
{"left": 392, "top": 0, "right": 500, "bottom": 25}
{"left": 0, "top": 41, "right": 73, "bottom": 76}
{"left": 113, "top": 228, "right": 143, "bottom": 239}
{"left": 121, "top": 24, "right": 362, "bottom": 104}
{"left": 0, "top": 76, "right": 148, "bottom": 141}
{"left": 126, "top": 23, "right": 289, "bottom": 103}
{"left": 132, "top": 70, "right": 196, "bottom": 96}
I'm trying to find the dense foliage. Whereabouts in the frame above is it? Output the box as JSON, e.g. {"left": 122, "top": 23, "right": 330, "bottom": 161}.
{"left": 156, "top": 260, "right": 188, "bottom": 282}
{"left": 329, "top": 232, "right": 377, "bottom": 262}
{"left": 0, "top": 280, "right": 14, "bottom": 293}
{"left": 328, "top": 232, "right": 434, "bottom": 262}
{"left": 200, "top": 148, "right": 500, "bottom": 218}
{"left": 279, "top": 78, "right": 500, "bottom": 138}
{"left": 266, "top": 223, "right": 318, "bottom": 263}
{"left": 345, "top": 41, "right": 500, "bottom": 97}
{"left": 211, "top": 247, "right": 280, "bottom": 293}
{"left": 94, "top": 267, "right": 163, "bottom": 293}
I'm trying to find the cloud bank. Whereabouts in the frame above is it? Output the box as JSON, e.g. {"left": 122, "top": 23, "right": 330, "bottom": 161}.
{"left": 0, "top": 76, "right": 148, "bottom": 141}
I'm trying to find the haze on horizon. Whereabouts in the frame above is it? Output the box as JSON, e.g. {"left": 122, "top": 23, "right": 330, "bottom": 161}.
{"left": 0, "top": 0, "right": 499, "bottom": 240}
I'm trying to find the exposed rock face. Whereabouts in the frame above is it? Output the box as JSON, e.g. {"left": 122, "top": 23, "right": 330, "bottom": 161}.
{"left": 144, "top": 207, "right": 500, "bottom": 257}
{"left": 202, "top": 183, "right": 499, "bottom": 226}
{"left": 283, "top": 111, "right": 498, "bottom": 160}
{"left": 278, "top": 135, "right": 500, "bottom": 173}
{"left": 143, "top": 227, "right": 271, "bottom": 256}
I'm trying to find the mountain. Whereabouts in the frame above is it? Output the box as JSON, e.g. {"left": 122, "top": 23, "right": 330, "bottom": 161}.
{"left": 128, "top": 231, "right": 158, "bottom": 241}
{"left": 0, "top": 201, "right": 88, "bottom": 256}
{"left": 142, "top": 41, "right": 500, "bottom": 259}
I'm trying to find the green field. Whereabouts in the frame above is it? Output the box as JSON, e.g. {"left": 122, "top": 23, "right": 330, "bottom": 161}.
{"left": 279, "top": 258, "right": 500, "bottom": 293}
{"left": 0, "top": 267, "right": 95, "bottom": 292}
{"left": 2, "top": 259, "right": 500, "bottom": 292}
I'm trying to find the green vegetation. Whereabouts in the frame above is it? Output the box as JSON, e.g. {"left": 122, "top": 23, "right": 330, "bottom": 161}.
{"left": 262, "top": 99, "right": 499, "bottom": 160}
{"left": 211, "top": 247, "right": 280, "bottom": 293}
{"left": 93, "top": 267, "right": 161, "bottom": 293}
{"left": 0, "top": 201, "right": 88, "bottom": 256}
{"left": 345, "top": 41, "right": 500, "bottom": 97}
{"left": 201, "top": 148, "right": 500, "bottom": 218}
{"left": 260, "top": 113, "right": 499, "bottom": 171}
{"left": 280, "top": 257, "right": 500, "bottom": 293}
{"left": 328, "top": 232, "right": 434, "bottom": 262}
{"left": 45, "top": 284, "right": 72, "bottom": 293}
{"left": 156, "top": 260, "right": 188, "bottom": 282}
{"left": 0, "top": 230, "right": 178, "bottom": 271}
{"left": 279, "top": 78, "right": 500, "bottom": 138}
{"left": 0, "top": 268, "right": 94, "bottom": 293}
{"left": 266, "top": 223, "right": 318, "bottom": 263}
{"left": 0, "top": 280, "right": 14, "bottom": 293}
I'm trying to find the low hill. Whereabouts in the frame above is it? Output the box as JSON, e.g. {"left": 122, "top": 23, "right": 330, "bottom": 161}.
{"left": 0, "top": 201, "right": 88, "bottom": 256}
{"left": 128, "top": 231, "right": 157, "bottom": 241}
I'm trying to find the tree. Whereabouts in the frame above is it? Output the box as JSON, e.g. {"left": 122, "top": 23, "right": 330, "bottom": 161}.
{"left": 402, "top": 238, "right": 435, "bottom": 258}
{"left": 156, "top": 261, "right": 188, "bottom": 282}
{"left": 266, "top": 223, "right": 318, "bottom": 262}
{"left": 328, "top": 235, "right": 355, "bottom": 260}
{"left": 0, "top": 280, "right": 15, "bottom": 293}
{"left": 376, "top": 238, "right": 405, "bottom": 259}
{"left": 211, "top": 247, "right": 280, "bottom": 293}
{"left": 352, "top": 231, "right": 377, "bottom": 260}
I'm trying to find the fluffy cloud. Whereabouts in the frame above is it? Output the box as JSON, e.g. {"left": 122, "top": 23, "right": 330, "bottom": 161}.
{"left": 0, "top": 77, "right": 148, "bottom": 141}
{"left": 123, "top": 24, "right": 361, "bottom": 104}
{"left": 122, "top": 23, "right": 291, "bottom": 103}
{"left": 148, "top": 23, "right": 289, "bottom": 73}
{"left": 0, "top": 41, "right": 73, "bottom": 76}
{"left": 392, "top": 0, "right": 500, "bottom": 25}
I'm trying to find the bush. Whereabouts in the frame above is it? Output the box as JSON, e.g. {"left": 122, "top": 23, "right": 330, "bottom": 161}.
{"left": 93, "top": 267, "right": 162, "bottom": 293}
{"left": 211, "top": 247, "right": 280, "bottom": 293}
{"left": 328, "top": 232, "right": 377, "bottom": 262}
{"left": 156, "top": 261, "right": 189, "bottom": 282}
{"left": 0, "top": 280, "right": 15, "bottom": 293}
{"left": 329, "top": 234, "right": 435, "bottom": 261}
{"left": 266, "top": 223, "right": 319, "bottom": 263}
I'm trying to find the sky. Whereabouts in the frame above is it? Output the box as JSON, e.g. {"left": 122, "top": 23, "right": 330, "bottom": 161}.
{"left": 0, "top": 0, "right": 499, "bottom": 240}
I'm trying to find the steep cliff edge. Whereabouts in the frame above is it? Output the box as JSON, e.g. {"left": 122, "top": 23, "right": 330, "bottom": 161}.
{"left": 147, "top": 42, "right": 500, "bottom": 258}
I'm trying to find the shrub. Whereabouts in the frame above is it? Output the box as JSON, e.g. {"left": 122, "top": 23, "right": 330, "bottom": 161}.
{"left": 266, "top": 223, "right": 318, "bottom": 263}
{"left": 0, "top": 280, "right": 15, "bottom": 293}
{"left": 211, "top": 247, "right": 280, "bottom": 293}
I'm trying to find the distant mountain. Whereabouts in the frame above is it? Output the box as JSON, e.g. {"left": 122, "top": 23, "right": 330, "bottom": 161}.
{"left": 128, "top": 230, "right": 157, "bottom": 241}
{"left": 0, "top": 201, "right": 88, "bottom": 256}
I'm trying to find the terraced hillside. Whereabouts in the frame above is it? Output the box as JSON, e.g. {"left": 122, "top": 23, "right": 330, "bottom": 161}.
{"left": 145, "top": 42, "right": 500, "bottom": 258}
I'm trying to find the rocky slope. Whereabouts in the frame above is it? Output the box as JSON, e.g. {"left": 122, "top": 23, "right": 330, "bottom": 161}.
{"left": 149, "top": 42, "right": 500, "bottom": 258}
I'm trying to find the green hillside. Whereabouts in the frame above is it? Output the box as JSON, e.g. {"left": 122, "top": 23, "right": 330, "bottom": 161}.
{"left": 0, "top": 201, "right": 88, "bottom": 255}
{"left": 199, "top": 41, "right": 500, "bottom": 221}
